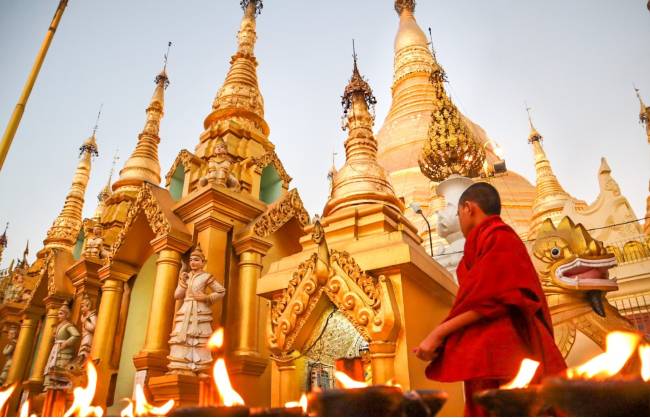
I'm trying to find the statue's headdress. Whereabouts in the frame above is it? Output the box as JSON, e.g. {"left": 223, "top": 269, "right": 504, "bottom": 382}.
{"left": 190, "top": 243, "right": 206, "bottom": 261}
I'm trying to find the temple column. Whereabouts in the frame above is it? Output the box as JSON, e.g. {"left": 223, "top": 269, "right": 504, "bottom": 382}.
{"left": 5, "top": 309, "right": 41, "bottom": 415}
{"left": 66, "top": 258, "right": 103, "bottom": 323}
{"left": 133, "top": 235, "right": 190, "bottom": 381}
{"left": 368, "top": 341, "right": 397, "bottom": 385}
{"left": 26, "top": 298, "right": 66, "bottom": 391}
{"left": 231, "top": 235, "right": 272, "bottom": 358}
{"left": 275, "top": 357, "right": 300, "bottom": 407}
{"left": 91, "top": 261, "right": 135, "bottom": 407}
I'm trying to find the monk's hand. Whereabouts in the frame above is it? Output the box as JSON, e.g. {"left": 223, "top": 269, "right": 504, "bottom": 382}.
{"left": 412, "top": 329, "right": 444, "bottom": 362}
{"left": 194, "top": 293, "right": 208, "bottom": 302}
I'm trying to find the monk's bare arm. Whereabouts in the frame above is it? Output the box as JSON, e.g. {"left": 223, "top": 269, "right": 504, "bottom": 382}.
{"left": 437, "top": 310, "right": 483, "bottom": 338}
{"left": 413, "top": 310, "right": 483, "bottom": 361}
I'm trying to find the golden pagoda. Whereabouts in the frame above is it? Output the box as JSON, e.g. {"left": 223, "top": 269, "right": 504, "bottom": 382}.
{"left": 1, "top": 130, "right": 98, "bottom": 413}
{"left": 259, "top": 51, "right": 463, "bottom": 415}
{"left": 526, "top": 112, "right": 586, "bottom": 238}
{"left": 377, "top": 0, "right": 536, "bottom": 241}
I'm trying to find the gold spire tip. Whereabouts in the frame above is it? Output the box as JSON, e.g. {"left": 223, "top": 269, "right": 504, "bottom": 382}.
{"left": 395, "top": 0, "right": 415, "bottom": 15}
{"left": 156, "top": 42, "right": 172, "bottom": 88}
{"left": 341, "top": 41, "right": 376, "bottom": 124}
{"left": 525, "top": 102, "right": 542, "bottom": 143}
{"left": 241, "top": 0, "right": 263, "bottom": 17}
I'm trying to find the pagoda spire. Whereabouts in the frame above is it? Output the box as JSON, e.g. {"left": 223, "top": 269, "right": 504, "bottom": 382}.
{"left": 113, "top": 49, "right": 170, "bottom": 192}
{"left": 323, "top": 48, "right": 403, "bottom": 216}
{"left": 526, "top": 107, "right": 573, "bottom": 237}
{"left": 635, "top": 86, "right": 650, "bottom": 144}
{"left": 93, "top": 150, "right": 118, "bottom": 222}
{"left": 44, "top": 130, "right": 98, "bottom": 251}
{"left": 203, "top": 0, "right": 268, "bottom": 136}
{"left": 0, "top": 223, "right": 8, "bottom": 266}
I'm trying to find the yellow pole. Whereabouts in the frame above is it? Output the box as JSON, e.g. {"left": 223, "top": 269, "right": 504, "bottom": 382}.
{"left": 0, "top": 0, "right": 69, "bottom": 171}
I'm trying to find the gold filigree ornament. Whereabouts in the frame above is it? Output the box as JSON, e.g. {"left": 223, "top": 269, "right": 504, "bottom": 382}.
{"left": 252, "top": 189, "right": 310, "bottom": 238}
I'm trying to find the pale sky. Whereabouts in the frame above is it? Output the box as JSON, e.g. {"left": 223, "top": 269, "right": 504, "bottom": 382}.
{"left": 1, "top": 0, "right": 649, "bottom": 266}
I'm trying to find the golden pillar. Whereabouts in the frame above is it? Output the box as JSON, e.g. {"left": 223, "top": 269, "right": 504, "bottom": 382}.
{"left": 275, "top": 357, "right": 300, "bottom": 407}
{"left": 368, "top": 342, "right": 396, "bottom": 385}
{"left": 26, "top": 300, "right": 64, "bottom": 389}
{"left": 5, "top": 309, "right": 41, "bottom": 415}
{"left": 134, "top": 236, "right": 190, "bottom": 379}
{"left": 91, "top": 261, "right": 134, "bottom": 407}
{"left": 231, "top": 236, "right": 272, "bottom": 357}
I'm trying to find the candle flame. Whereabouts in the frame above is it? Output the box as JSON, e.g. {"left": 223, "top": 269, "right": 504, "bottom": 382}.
{"left": 639, "top": 344, "right": 650, "bottom": 382}
{"left": 0, "top": 384, "right": 16, "bottom": 412}
{"left": 284, "top": 393, "right": 308, "bottom": 414}
{"left": 213, "top": 358, "right": 245, "bottom": 406}
{"left": 19, "top": 400, "right": 29, "bottom": 417}
{"left": 120, "top": 384, "right": 174, "bottom": 417}
{"left": 566, "top": 331, "right": 641, "bottom": 379}
{"left": 501, "top": 358, "right": 540, "bottom": 389}
{"left": 208, "top": 328, "right": 224, "bottom": 350}
{"left": 64, "top": 361, "right": 104, "bottom": 417}
{"left": 334, "top": 371, "right": 368, "bottom": 389}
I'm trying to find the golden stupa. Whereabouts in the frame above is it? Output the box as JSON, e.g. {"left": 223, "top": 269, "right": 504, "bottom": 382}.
{"left": 376, "top": 0, "right": 537, "bottom": 240}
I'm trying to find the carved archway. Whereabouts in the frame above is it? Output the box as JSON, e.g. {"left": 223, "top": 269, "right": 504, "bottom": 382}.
{"left": 268, "top": 248, "right": 400, "bottom": 357}
{"left": 253, "top": 150, "right": 292, "bottom": 189}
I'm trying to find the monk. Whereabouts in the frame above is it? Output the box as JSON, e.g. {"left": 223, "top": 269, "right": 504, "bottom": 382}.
{"left": 413, "top": 182, "right": 566, "bottom": 416}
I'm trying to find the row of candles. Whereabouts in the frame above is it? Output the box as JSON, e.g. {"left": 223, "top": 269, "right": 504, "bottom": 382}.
{"left": 0, "top": 329, "right": 648, "bottom": 416}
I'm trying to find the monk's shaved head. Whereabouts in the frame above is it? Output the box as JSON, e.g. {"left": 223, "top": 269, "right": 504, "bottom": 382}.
{"left": 459, "top": 183, "right": 501, "bottom": 216}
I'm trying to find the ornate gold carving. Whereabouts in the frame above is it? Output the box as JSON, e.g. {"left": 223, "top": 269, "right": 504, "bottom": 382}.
{"left": 165, "top": 149, "right": 202, "bottom": 187}
{"left": 418, "top": 66, "right": 485, "bottom": 182}
{"left": 106, "top": 184, "right": 171, "bottom": 264}
{"left": 252, "top": 189, "right": 310, "bottom": 238}
{"left": 268, "top": 245, "right": 400, "bottom": 356}
{"left": 253, "top": 150, "right": 292, "bottom": 187}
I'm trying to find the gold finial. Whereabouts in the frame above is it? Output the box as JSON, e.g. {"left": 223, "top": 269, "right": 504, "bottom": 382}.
{"left": 418, "top": 74, "right": 485, "bottom": 181}
{"left": 395, "top": 0, "right": 415, "bottom": 15}
{"left": 91, "top": 103, "right": 103, "bottom": 138}
{"left": 427, "top": 27, "right": 437, "bottom": 60}
{"left": 526, "top": 102, "right": 543, "bottom": 143}
{"left": 155, "top": 42, "right": 172, "bottom": 89}
{"left": 341, "top": 41, "right": 377, "bottom": 128}
{"left": 0, "top": 223, "right": 8, "bottom": 248}
{"left": 241, "top": 0, "right": 263, "bottom": 17}
{"left": 98, "top": 149, "right": 118, "bottom": 202}
{"left": 21, "top": 240, "right": 29, "bottom": 267}
{"left": 635, "top": 85, "right": 648, "bottom": 124}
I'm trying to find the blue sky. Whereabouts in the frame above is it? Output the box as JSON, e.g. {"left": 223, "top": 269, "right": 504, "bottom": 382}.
{"left": 0, "top": 0, "right": 649, "bottom": 265}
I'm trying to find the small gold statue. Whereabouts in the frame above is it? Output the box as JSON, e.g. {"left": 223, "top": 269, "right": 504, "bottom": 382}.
{"left": 0, "top": 326, "right": 18, "bottom": 385}
{"left": 43, "top": 304, "right": 81, "bottom": 391}
{"left": 199, "top": 139, "right": 241, "bottom": 191}
{"left": 83, "top": 225, "right": 109, "bottom": 260}
{"left": 167, "top": 244, "right": 225, "bottom": 376}
{"left": 2, "top": 269, "right": 25, "bottom": 304}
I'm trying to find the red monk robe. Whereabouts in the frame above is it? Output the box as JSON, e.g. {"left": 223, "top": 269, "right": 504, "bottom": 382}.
{"left": 425, "top": 215, "right": 566, "bottom": 416}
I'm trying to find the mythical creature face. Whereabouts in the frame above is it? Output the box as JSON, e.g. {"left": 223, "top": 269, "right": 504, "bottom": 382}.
{"left": 532, "top": 217, "right": 617, "bottom": 293}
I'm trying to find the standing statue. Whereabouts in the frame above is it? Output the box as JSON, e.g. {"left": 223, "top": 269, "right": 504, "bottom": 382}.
{"left": 43, "top": 305, "right": 81, "bottom": 391}
{"left": 76, "top": 295, "right": 97, "bottom": 365}
{"left": 83, "top": 225, "right": 109, "bottom": 260}
{"left": 0, "top": 326, "right": 18, "bottom": 385}
{"left": 2, "top": 268, "right": 25, "bottom": 304}
{"left": 167, "top": 244, "right": 225, "bottom": 376}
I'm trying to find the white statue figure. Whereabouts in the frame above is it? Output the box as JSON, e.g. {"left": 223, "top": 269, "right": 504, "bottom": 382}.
{"left": 44, "top": 304, "right": 80, "bottom": 390}
{"left": 0, "top": 326, "right": 18, "bottom": 385}
{"left": 76, "top": 294, "right": 97, "bottom": 365}
{"left": 83, "top": 225, "right": 109, "bottom": 260}
{"left": 167, "top": 244, "right": 225, "bottom": 376}
{"left": 435, "top": 175, "right": 474, "bottom": 282}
